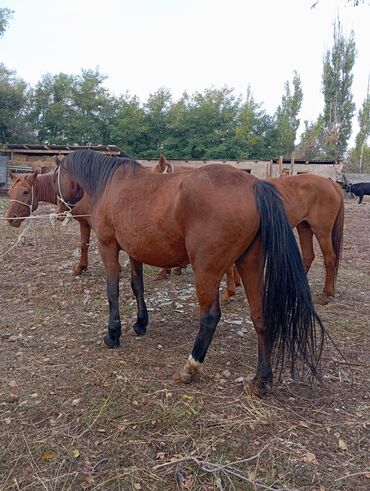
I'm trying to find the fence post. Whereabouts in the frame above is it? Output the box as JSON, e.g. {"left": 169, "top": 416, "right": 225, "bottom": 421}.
{"left": 278, "top": 156, "right": 283, "bottom": 176}
{"left": 290, "top": 156, "right": 295, "bottom": 175}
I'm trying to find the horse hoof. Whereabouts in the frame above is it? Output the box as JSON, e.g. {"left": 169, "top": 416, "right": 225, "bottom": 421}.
{"left": 133, "top": 324, "right": 147, "bottom": 336}
{"left": 244, "top": 382, "right": 265, "bottom": 398}
{"left": 172, "top": 357, "right": 202, "bottom": 384}
{"left": 220, "top": 291, "right": 232, "bottom": 304}
{"left": 155, "top": 274, "right": 168, "bottom": 281}
{"left": 172, "top": 369, "right": 194, "bottom": 384}
{"left": 104, "top": 335, "right": 120, "bottom": 348}
{"left": 314, "top": 294, "right": 331, "bottom": 306}
{"left": 73, "top": 266, "right": 87, "bottom": 275}
{"left": 244, "top": 377, "right": 269, "bottom": 398}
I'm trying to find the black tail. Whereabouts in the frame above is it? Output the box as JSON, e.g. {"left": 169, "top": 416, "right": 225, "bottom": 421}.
{"left": 253, "top": 180, "right": 325, "bottom": 379}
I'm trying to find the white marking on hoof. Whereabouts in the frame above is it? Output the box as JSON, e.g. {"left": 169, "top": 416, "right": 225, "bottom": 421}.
{"left": 186, "top": 355, "right": 201, "bottom": 372}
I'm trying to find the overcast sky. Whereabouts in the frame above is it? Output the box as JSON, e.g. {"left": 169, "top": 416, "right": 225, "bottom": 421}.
{"left": 1, "top": 0, "right": 369, "bottom": 144}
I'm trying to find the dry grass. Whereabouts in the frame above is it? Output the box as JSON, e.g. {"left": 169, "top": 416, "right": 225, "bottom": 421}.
{"left": 0, "top": 199, "right": 369, "bottom": 490}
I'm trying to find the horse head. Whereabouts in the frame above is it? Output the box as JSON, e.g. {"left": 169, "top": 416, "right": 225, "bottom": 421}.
{"left": 6, "top": 171, "right": 39, "bottom": 227}
{"left": 150, "top": 155, "right": 174, "bottom": 174}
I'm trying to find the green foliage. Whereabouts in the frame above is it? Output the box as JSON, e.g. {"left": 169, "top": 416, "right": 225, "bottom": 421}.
{"left": 295, "top": 116, "right": 325, "bottom": 160}
{"left": 271, "top": 72, "right": 303, "bottom": 158}
{"left": 321, "top": 18, "right": 356, "bottom": 159}
{"left": 0, "top": 8, "right": 13, "bottom": 37}
{"left": 235, "top": 87, "right": 274, "bottom": 159}
{"left": 0, "top": 64, "right": 34, "bottom": 143}
{"left": 29, "top": 69, "right": 112, "bottom": 145}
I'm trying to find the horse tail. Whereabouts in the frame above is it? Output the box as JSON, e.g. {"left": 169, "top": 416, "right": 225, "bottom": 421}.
{"left": 332, "top": 185, "right": 345, "bottom": 281}
{"left": 253, "top": 180, "right": 325, "bottom": 379}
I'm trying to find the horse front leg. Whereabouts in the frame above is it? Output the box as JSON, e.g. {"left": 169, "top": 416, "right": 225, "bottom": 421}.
{"left": 99, "top": 241, "right": 122, "bottom": 348}
{"left": 129, "top": 257, "right": 149, "bottom": 336}
{"left": 73, "top": 219, "right": 92, "bottom": 275}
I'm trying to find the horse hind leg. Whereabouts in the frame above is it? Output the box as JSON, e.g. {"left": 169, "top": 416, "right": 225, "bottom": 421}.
{"left": 129, "top": 258, "right": 149, "bottom": 336}
{"left": 155, "top": 268, "right": 171, "bottom": 280}
{"left": 297, "top": 222, "right": 315, "bottom": 273}
{"left": 74, "top": 220, "right": 92, "bottom": 275}
{"left": 221, "top": 265, "right": 237, "bottom": 303}
{"left": 173, "top": 263, "right": 222, "bottom": 384}
{"left": 236, "top": 238, "right": 273, "bottom": 397}
{"left": 315, "top": 233, "right": 337, "bottom": 305}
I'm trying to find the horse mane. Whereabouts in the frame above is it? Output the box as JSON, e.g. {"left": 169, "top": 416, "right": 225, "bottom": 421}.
{"left": 63, "top": 150, "right": 138, "bottom": 198}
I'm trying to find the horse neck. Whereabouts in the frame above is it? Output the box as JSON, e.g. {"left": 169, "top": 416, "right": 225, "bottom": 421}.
{"left": 35, "top": 174, "right": 58, "bottom": 204}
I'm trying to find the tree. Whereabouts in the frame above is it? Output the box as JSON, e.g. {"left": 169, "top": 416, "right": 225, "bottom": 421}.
{"left": 321, "top": 18, "right": 356, "bottom": 159}
{"left": 347, "top": 79, "right": 370, "bottom": 171}
{"left": 235, "top": 86, "right": 274, "bottom": 160}
{"left": 70, "top": 68, "right": 111, "bottom": 145}
{"left": 295, "top": 116, "right": 325, "bottom": 160}
{"left": 141, "top": 88, "right": 172, "bottom": 158}
{"left": 0, "top": 64, "right": 34, "bottom": 143}
{"left": 29, "top": 68, "right": 112, "bottom": 145}
{"left": 104, "top": 92, "right": 147, "bottom": 157}
{"left": 29, "top": 72, "right": 76, "bottom": 144}
{"left": 0, "top": 8, "right": 13, "bottom": 37}
{"left": 355, "top": 79, "right": 370, "bottom": 171}
{"left": 271, "top": 72, "right": 303, "bottom": 158}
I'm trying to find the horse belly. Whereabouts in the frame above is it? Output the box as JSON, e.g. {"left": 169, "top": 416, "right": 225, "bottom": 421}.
{"left": 116, "top": 226, "right": 189, "bottom": 269}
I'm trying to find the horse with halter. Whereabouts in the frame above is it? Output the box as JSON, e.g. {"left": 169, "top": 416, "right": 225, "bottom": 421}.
{"left": 54, "top": 149, "right": 326, "bottom": 397}
{"left": 154, "top": 157, "right": 344, "bottom": 306}
{"left": 6, "top": 171, "right": 94, "bottom": 275}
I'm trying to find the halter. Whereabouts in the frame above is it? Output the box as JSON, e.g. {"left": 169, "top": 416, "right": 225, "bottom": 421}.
{"left": 9, "top": 185, "right": 35, "bottom": 217}
{"left": 56, "top": 166, "right": 74, "bottom": 212}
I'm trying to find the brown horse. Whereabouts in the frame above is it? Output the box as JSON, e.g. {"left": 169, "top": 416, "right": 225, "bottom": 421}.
{"left": 150, "top": 155, "right": 194, "bottom": 279}
{"left": 222, "top": 174, "right": 344, "bottom": 305}
{"left": 6, "top": 171, "right": 93, "bottom": 275}
{"left": 55, "top": 149, "right": 326, "bottom": 397}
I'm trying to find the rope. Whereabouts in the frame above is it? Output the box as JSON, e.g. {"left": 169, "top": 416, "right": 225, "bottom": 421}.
{"left": 0, "top": 214, "right": 91, "bottom": 221}
{"left": 0, "top": 219, "right": 34, "bottom": 259}
{"left": 8, "top": 185, "right": 34, "bottom": 216}
{"left": 56, "top": 166, "right": 74, "bottom": 212}
{"left": 0, "top": 212, "right": 91, "bottom": 259}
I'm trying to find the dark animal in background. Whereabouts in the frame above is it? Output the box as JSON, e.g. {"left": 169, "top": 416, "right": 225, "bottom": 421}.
{"left": 345, "top": 182, "right": 370, "bottom": 204}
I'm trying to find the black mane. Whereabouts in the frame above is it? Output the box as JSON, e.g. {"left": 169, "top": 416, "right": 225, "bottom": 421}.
{"left": 63, "top": 150, "right": 138, "bottom": 198}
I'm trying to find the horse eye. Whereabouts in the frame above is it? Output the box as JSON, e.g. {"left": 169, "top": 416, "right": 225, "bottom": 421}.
{"left": 23, "top": 190, "right": 29, "bottom": 196}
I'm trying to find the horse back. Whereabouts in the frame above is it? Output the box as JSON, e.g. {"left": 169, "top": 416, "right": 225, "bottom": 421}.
{"left": 267, "top": 174, "right": 343, "bottom": 228}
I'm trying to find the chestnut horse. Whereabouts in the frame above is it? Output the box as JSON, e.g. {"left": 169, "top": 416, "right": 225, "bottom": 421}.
{"left": 6, "top": 171, "right": 93, "bottom": 275}
{"left": 154, "top": 157, "right": 344, "bottom": 305}
{"left": 55, "top": 149, "right": 325, "bottom": 397}
{"left": 223, "top": 174, "right": 344, "bottom": 305}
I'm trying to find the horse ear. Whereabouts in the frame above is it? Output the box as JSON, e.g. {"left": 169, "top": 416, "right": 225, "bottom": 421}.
{"left": 8, "top": 170, "right": 17, "bottom": 181}
{"left": 26, "top": 170, "right": 39, "bottom": 185}
{"left": 55, "top": 155, "right": 62, "bottom": 167}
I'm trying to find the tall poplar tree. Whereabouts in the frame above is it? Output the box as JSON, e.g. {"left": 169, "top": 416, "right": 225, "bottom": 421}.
{"left": 271, "top": 71, "right": 303, "bottom": 158}
{"left": 322, "top": 18, "right": 356, "bottom": 159}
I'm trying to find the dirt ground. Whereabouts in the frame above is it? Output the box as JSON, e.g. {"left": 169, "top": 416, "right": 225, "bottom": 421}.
{"left": 0, "top": 196, "right": 369, "bottom": 491}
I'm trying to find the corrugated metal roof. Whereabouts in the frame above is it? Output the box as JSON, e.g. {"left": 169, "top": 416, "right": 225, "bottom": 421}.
{"left": 3, "top": 144, "right": 123, "bottom": 154}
